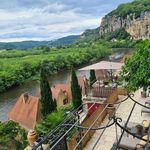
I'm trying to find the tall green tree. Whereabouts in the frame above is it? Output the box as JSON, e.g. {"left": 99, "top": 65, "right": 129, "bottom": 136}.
{"left": 40, "top": 67, "right": 56, "bottom": 117}
{"left": 71, "top": 68, "right": 82, "bottom": 109}
{"left": 121, "top": 40, "right": 150, "bottom": 92}
{"left": 90, "top": 70, "right": 96, "bottom": 86}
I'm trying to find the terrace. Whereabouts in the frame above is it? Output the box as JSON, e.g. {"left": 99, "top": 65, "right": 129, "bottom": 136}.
{"left": 84, "top": 89, "right": 150, "bottom": 150}
{"left": 29, "top": 88, "right": 150, "bottom": 150}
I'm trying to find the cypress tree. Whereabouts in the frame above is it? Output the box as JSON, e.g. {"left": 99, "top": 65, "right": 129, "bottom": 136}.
{"left": 90, "top": 70, "right": 96, "bottom": 86}
{"left": 40, "top": 67, "right": 56, "bottom": 117}
{"left": 71, "top": 68, "right": 82, "bottom": 109}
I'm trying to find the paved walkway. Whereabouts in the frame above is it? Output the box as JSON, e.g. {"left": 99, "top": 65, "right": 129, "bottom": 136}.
{"left": 84, "top": 90, "right": 150, "bottom": 150}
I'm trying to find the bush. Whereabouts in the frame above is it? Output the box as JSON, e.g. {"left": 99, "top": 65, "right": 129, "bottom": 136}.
{"left": 0, "top": 121, "right": 27, "bottom": 149}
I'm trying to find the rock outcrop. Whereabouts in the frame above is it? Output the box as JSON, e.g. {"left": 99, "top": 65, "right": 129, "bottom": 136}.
{"left": 100, "top": 11, "right": 150, "bottom": 40}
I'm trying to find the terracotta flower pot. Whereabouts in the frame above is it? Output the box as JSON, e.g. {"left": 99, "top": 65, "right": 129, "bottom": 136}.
{"left": 107, "top": 106, "right": 115, "bottom": 117}
{"left": 27, "top": 130, "right": 37, "bottom": 146}
{"left": 136, "top": 125, "right": 143, "bottom": 135}
{"left": 141, "top": 91, "right": 147, "bottom": 98}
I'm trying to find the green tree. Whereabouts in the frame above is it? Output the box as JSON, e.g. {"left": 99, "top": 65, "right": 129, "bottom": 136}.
{"left": 0, "top": 121, "right": 27, "bottom": 149}
{"left": 40, "top": 45, "right": 51, "bottom": 52}
{"left": 40, "top": 67, "right": 56, "bottom": 117}
{"left": 71, "top": 68, "right": 82, "bottom": 109}
{"left": 90, "top": 70, "right": 96, "bottom": 86}
{"left": 121, "top": 40, "right": 150, "bottom": 92}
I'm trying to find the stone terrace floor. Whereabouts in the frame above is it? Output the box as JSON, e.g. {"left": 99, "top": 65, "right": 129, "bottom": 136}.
{"left": 84, "top": 90, "right": 150, "bottom": 150}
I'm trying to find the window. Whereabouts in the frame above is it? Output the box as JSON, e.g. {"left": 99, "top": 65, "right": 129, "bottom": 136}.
{"left": 63, "top": 99, "right": 68, "bottom": 105}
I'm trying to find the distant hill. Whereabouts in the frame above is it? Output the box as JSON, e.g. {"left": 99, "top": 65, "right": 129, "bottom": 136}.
{"left": 50, "top": 35, "right": 80, "bottom": 47}
{"left": 79, "top": 27, "right": 100, "bottom": 42}
{"left": 0, "top": 35, "right": 80, "bottom": 50}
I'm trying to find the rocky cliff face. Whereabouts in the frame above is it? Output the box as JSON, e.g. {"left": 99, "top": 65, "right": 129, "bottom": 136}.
{"left": 100, "top": 11, "right": 150, "bottom": 40}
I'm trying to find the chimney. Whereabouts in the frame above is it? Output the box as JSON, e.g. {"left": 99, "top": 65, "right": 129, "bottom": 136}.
{"left": 83, "top": 75, "right": 87, "bottom": 83}
{"left": 23, "top": 92, "right": 29, "bottom": 104}
{"left": 63, "top": 90, "right": 67, "bottom": 96}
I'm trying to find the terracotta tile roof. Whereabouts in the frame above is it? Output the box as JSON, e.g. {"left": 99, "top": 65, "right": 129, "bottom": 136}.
{"left": 51, "top": 84, "right": 72, "bottom": 101}
{"left": 8, "top": 93, "right": 41, "bottom": 130}
{"left": 67, "top": 76, "right": 89, "bottom": 96}
{"left": 35, "top": 83, "right": 72, "bottom": 102}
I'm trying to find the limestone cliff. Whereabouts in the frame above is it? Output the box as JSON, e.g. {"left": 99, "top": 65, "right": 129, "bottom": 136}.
{"left": 100, "top": 0, "right": 150, "bottom": 40}
{"left": 100, "top": 11, "right": 150, "bottom": 40}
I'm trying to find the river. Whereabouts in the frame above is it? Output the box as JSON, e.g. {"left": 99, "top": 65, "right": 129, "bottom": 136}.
{"left": 0, "top": 70, "right": 90, "bottom": 122}
{"left": 0, "top": 48, "right": 132, "bottom": 121}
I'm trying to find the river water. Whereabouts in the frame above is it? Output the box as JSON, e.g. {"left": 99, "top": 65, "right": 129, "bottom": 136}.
{"left": 0, "top": 70, "right": 90, "bottom": 121}
{"left": 0, "top": 48, "right": 132, "bottom": 121}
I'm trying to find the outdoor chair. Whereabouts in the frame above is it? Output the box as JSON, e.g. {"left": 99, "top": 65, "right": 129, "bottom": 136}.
{"left": 114, "top": 136, "right": 150, "bottom": 150}
{"left": 141, "top": 107, "right": 150, "bottom": 116}
{"left": 136, "top": 144, "right": 150, "bottom": 150}
{"left": 135, "top": 135, "right": 150, "bottom": 150}
{"left": 121, "top": 121, "right": 140, "bottom": 136}
{"left": 145, "top": 99, "right": 150, "bottom": 106}
{"left": 121, "top": 120, "right": 150, "bottom": 138}
{"left": 141, "top": 100, "right": 150, "bottom": 116}
{"left": 114, "top": 136, "right": 140, "bottom": 150}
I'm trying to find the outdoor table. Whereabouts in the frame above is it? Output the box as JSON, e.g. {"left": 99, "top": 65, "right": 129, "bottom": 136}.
{"left": 130, "top": 126, "right": 147, "bottom": 138}
{"left": 121, "top": 121, "right": 139, "bottom": 136}
{"left": 145, "top": 99, "right": 150, "bottom": 106}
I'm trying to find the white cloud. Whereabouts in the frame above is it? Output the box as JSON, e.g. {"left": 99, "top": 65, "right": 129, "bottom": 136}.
{"left": 0, "top": 3, "right": 101, "bottom": 42}
{"left": 0, "top": 0, "right": 132, "bottom": 42}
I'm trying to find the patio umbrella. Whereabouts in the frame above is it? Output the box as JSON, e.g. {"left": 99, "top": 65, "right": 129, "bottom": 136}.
{"left": 79, "top": 61, "right": 124, "bottom": 70}
{"left": 79, "top": 61, "right": 124, "bottom": 81}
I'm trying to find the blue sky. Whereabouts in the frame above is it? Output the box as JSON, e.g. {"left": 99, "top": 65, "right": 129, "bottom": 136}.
{"left": 0, "top": 0, "right": 133, "bottom": 42}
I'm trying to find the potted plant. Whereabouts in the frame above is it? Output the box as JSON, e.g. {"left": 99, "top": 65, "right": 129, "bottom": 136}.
{"left": 136, "top": 124, "right": 143, "bottom": 135}
{"left": 27, "top": 130, "right": 38, "bottom": 146}
{"left": 103, "top": 80, "right": 109, "bottom": 86}
{"left": 107, "top": 104, "right": 116, "bottom": 117}
{"left": 141, "top": 87, "right": 147, "bottom": 98}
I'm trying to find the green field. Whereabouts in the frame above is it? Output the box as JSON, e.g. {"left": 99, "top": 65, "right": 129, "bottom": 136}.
{"left": 0, "top": 41, "right": 111, "bottom": 92}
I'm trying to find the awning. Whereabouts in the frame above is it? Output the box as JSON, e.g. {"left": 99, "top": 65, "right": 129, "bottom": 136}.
{"left": 79, "top": 61, "right": 124, "bottom": 70}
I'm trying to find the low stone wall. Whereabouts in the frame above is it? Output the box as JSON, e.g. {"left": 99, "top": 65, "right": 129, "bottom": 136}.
{"left": 107, "top": 87, "right": 127, "bottom": 104}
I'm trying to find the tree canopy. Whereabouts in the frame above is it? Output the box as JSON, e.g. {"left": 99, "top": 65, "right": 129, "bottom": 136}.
{"left": 107, "top": 0, "right": 150, "bottom": 19}
{"left": 121, "top": 40, "right": 150, "bottom": 91}
{"left": 0, "top": 121, "right": 27, "bottom": 149}
{"left": 0, "top": 42, "right": 111, "bottom": 93}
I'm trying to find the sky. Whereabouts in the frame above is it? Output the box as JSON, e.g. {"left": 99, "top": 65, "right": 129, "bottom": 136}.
{"left": 0, "top": 0, "right": 133, "bottom": 42}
